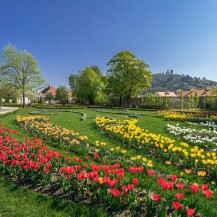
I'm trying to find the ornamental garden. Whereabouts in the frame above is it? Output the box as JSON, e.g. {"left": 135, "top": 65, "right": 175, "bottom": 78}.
{"left": 0, "top": 108, "right": 216, "bottom": 217}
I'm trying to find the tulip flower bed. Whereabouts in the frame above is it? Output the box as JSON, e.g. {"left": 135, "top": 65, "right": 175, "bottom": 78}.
{"left": 158, "top": 111, "right": 217, "bottom": 122}
{"left": 0, "top": 123, "right": 216, "bottom": 216}
{"left": 167, "top": 123, "right": 217, "bottom": 151}
{"left": 16, "top": 115, "right": 155, "bottom": 169}
{"left": 95, "top": 117, "right": 217, "bottom": 181}
{"left": 187, "top": 121, "right": 217, "bottom": 129}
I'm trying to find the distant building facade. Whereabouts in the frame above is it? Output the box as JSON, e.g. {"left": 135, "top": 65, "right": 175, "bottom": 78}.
{"left": 34, "top": 85, "right": 56, "bottom": 103}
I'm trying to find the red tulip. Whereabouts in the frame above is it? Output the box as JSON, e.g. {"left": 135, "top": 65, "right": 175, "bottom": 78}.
{"left": 46, "top": 163, "right": 52, "bottom": 169}
{"left": 201, "top": 184, "right": 208, "bottom": 191}
{"left": 166, "top": 182, "right": 173, "bottom": 190}
{"left": 170, "top": 174, "right": 177, "bottom": 181}
{"left": 203, "top": 189, "right": 213, "bottom": 198}
{"left": 94, "top": 154, "right": 99, "bottom": 159}
{"left": 153, "top": 194, "right": 161, "bottom": 202}
{"left": 121, "top": 185, "right": 127, "bottom": 191}
{"left": 85, "top": 156, "right": 90, "bottom": 160}
{"left": 175, "top": 193, "right": 183, "bottom": 200}
{"left": 110, "top": 188, "right": 121, "bottom": 197}
{"left": 132, "top": 178, "right": 139, "bottom": 185}
{"left": 176, "top": 183, "right": 184, "bottom": 190}
{"left": 75, "top": 165, "right": 81, "bottom": 170}
{"left": 127, "top": 183, "right": 134, "bottom": 190}
{"left": 118, "top": 172, "right": 124, "bottom": 179}
{"left": 186, "top": 207, "right": 194, "bottom": 216}
{"left": 43, "top": 168, "right": 49, "bottom": 173}
{"left": 157, "top": 177, "right": 165, "bottom": 184}
{"left": 147, "top": 170, "right": 154, "bottom": 176}
{"left": 138, "top": 166, "right": 144, "bottom": 173}
{"left": 77, "top": 171, "right": 86, "bottom": 180}
{"left": 160, "top": 181, "right": 168, "bottom": 189}
{"left": 189, "top": 184, "right": 198, "bottom": 193}
{"left": 172, "top": 201, "right": 183, "bottom": 210}
{"left": 93, "top": 177, "right": 99, "bottom": 183}
{"left": 77, "top": 158, "right": 82, "bottom": 163}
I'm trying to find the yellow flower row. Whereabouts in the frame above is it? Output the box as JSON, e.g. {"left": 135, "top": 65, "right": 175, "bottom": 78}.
{"left": 157, "top": 111, "right": 193, "bottom": 120}
{"left": 16, "top": 115, "right": 154, "bottom": 167}
{"left": 95, "top": 117, "right": 217, "bottom": 169}
{"left": 16, "top": 115, "right": 88, "bottom": 145}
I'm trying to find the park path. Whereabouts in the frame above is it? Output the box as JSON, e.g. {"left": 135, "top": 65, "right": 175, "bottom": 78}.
{"left": 0, "top": 106, "right": 18, "bottom": 115}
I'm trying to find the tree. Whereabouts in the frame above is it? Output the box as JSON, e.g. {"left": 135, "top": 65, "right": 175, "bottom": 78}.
{"left": 44, "top": 93, "right": 54, "bottom": 104}
{"left": 193, "top": 92, "right": 199, "bottom": 109}
{"left": 75, "top": 67, "right": 103, "bottom": 105}
{"left": 68, "top": 74, "right": 78, "bottom": 96}
{"left": 187, "top": 93, "right": 194, "bottom": 110}
{"left": 0, "top": 78, "right": 18, "bottom": 103}
{"left": 0, "top": 44, "right": 45, "bottom": 108}
{"left": 90, "top": 65, "right": 103, "bottom": 77}
{"left": 179, "top": 91, "right": 184, "bottom": 110}
{"left": 203, "top": 94, "right": 208, "bottom": 109}
{"left": 211, "top": 85, "right": 217, "bottom": 95}
{"left": 164, "top": 96, "right": 170, "bottom": 109}
{"left": 107, "top": 50, "right": 152, "bottom": 106}
{"left": 55, "top": 86, "right": 69, "bottom": 104}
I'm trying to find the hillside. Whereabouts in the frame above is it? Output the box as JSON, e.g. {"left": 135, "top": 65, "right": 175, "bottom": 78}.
{"left": 145, "top": 72, "right": 217, "bottom": 93}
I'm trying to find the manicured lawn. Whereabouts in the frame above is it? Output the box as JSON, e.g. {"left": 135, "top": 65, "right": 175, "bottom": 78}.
{"left": 0, "top": 177, "right": 107, "bottom": 217}
{"left": 0, "top": 108, "right": 216, "bottom": 216}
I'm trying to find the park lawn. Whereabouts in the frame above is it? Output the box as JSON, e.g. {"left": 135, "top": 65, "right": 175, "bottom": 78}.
{"left": 0, "top": 108, "right": 213, "bottom": 179}
{"left": 0, "top": 176, "right": 107, "bottom": 217}
{"left": 0, "top": 108, "right": 217, "bottom": 216}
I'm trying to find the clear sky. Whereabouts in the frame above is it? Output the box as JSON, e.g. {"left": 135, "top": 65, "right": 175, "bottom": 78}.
{"left": 1, "top": 0, "right": 217, "bottom": 87}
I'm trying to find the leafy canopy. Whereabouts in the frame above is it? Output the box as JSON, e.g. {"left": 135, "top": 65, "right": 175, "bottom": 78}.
{"left": 55, "top": 86, "right": 69, "bottom": 103}
{"left": 0, "top": 78, "right": 18, "bottom": 103}
{"left": 107, "top": 50, "right": 152, "bottom": 104}
{"left": 0, "top": 44, "right": 45, "bottom": 107}
{"left": 74, "top": 67, "right": 103, "bottom": 105}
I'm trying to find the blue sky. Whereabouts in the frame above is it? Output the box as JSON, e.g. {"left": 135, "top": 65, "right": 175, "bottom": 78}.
{"left": 1, "top": 0, "right": 217, "bottom": 87}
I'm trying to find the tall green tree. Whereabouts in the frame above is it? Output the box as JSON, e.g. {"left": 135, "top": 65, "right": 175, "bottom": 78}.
{"left": 0, "top": 44, "right": 45, "bottom": 108}
{"left": 107, "top": 50, "right": 152, "bottom": 106}
{"left": 55, "top": 86, "right": 69, "bottom": 104}
{"left": 211, "top": 85, "right": 217, "bottom": 96}
{"left": 68, "top": 74, "right": 78, "bottom": 94}
{"left": 75, "top": 67, "right": 102, "bottom": 105}
{"left": 0, "top": 78, "right": 18, "bottom": 103}
{"left": 44, "top": 93, "right": 54, "bottom": 104}
{"left": 193, "top": 92, "right": 199, "bottom": 109}
{"left": 90, "top": 65, "right": 103, "bottom": 77}
{"left": 179, "top": 91, "right": 184, "bottom": 110}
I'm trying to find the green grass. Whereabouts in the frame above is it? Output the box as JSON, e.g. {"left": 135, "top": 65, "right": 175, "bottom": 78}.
{"left": 0, "top": 108, "right": 217, "bottom": 216}
{"left": 0, "top": 109, "right": 213, "bottom": 179}
{"left": 0, "top": 177, "right": 107, "bottom": 217}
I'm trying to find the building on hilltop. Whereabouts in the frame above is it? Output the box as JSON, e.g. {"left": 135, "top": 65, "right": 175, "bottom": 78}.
{"left": 165, "top": 69, "right": 174, "bottom": 75}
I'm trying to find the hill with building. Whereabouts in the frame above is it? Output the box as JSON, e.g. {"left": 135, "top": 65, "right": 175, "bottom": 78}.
{"left": 146, "top": 69, "right": 217, "bottom": 93}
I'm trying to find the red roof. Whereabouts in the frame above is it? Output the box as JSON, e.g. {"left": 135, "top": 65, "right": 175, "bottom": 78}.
{"left": 202, "top": 88, "right": 217, "bottom": 96}
{"left": 190, "top": 89, "right": 206, "bottom": 97}
{"left": 41, "top": 86, "right": 56, "bottom": 95}
{"left": 176, "top": 90, "right": 191, "bottom": 97}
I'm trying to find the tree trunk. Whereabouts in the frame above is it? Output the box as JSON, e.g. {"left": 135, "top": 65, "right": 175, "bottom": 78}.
{"left": 23, "top": 91, "right": 26, "bottom": 108}
{"left": 126, "top": 96, "right": 130, "bottom": 106}
{"left": 119, "top": 95, "right": 122, "bottom": 107}
{"left": 89, "top": 97, "right": 94, "bottom": 105}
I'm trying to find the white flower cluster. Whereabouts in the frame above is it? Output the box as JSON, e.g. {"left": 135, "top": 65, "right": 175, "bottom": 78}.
{"left": 187, "top": 121, "right": 217, "bottom": 129}
{"left": 167, "top": 123, "right": 217, "bottom": 149}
